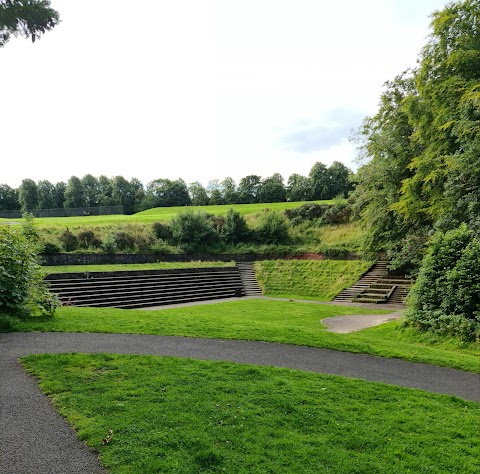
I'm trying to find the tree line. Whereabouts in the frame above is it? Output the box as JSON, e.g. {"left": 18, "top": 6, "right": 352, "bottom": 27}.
{"left": 352, "top": 0, "right": 480, "bottom": 340}
{"left": 0, "top": 161, "right": 352, "bottom": 214}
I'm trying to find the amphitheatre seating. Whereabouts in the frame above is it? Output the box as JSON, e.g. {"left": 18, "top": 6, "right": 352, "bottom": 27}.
{"left": 45, "top": 267, "right": 246, "bottom": 309}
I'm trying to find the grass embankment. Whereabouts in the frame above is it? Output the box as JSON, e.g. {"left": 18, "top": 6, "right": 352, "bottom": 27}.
{"left": 14, "top": 300, "right": 480, "bottom": 372}
{"left": 1, "top": 201, "right": 338, "bottom": 228}
{"left": 255, "top": 259, "right": 372, "bottom": 300}
{"left": 22, "top": 353, "right": 480, "bottom": 473}
{"left": 42, "top": 261, "right": 234, "bottom": 275}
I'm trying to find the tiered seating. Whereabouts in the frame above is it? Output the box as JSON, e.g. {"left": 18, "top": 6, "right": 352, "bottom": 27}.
{"left": 45, "top": 268, "right": 246, "bottom": 309}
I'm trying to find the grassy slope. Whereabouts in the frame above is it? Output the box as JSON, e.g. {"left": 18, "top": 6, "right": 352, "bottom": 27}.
{"left": 42, "top": 261, "right": 234, "bottom": 275}
{"left": 255, "top": 260, "right": 372, "bottom": 300}
{"left": 22, "top": 353, "right": 480, "bottom": 473}
{"left": 14, "top": 300, "right": 480, "bottom": 372}
{"left": 0, "top": 200, "right": 337, "bottom": 228}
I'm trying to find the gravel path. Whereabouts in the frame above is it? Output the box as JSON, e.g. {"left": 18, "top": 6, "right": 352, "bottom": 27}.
{"left": 1, "top": 331, "right": 479, "bottom": 473}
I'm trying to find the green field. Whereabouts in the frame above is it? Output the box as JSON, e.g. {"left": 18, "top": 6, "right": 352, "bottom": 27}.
{"left": 22, "top": 353, "right": 480, "bottom": 473}
{"left": 0, "top": 200, "right": 338, "bottom": 228}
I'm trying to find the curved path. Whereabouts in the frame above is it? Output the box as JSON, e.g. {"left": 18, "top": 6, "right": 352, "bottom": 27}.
{"left": 1, "top": 332, "right": 479, "bottom": 473}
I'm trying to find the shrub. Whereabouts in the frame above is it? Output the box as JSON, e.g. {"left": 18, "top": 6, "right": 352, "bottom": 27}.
{"left": 170, "top": 210, "right": 219, "bottom": 251}
{"left": 41, "top": 241, "right": 61, "bottom": 255}
{"left": 285, "top": 203, "right": 327, "bottom": 225}
{"left": 0, "top": 221, "right": 59, "bottom": 318}
{"left": 254, "top": 210, "right": 290, "bottom": 245}
{"left": 405, "top": 224, "right": 480, "bottom": 341}
{"left": 112, "top": 231, "right": 136, "bottom": 251}
{"left": 152, "top": 221, "right": 173, "bottom": 241}
{"left": 77, "top": 230, "right": 102, "bottom": 249}
{"left": 102, "top": 234, "right": 117, "bottom": 254}
{"left": 59, "top": 228, "right": 78, "bottom": 251}
{"left": 222, "top": 208, "right": 250, "bottom": 244}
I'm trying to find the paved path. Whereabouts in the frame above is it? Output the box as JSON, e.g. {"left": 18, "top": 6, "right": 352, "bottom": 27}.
{"left": 1, "top": 331, "right": 479, "bottom": 473}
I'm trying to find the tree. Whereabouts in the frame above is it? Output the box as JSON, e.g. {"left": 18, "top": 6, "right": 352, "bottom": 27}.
{"left": 53, "top": 181, "right": 66, "bottom": 208}
{"left": 309, "top": 162, "right": 329, "bottom": 200}
{"left": 129, "top": 177, "right": 145, "bottom": 214}
{"left": 64, "top": 176, "right": 86, "bottom": 208}
{"left": 0, "top": 184, "right": 19, "bottom": 211}
{"left": 220, "top": 177, "right": 238, "bottom": 204}
{"left": 36, "top": 179, "right": 55, "bottom": 209}
{"left": 238, "top": 175, "right": 261, "bottom": 204}
{"left": 0, "top": 0, "right": 59, "bottom": 47}
{"left": 97, "top": 175, "right": 113, "bottom": 206}
{"left": 258, "top": 173, "right": 286, "bottom": 203}
{"left": 18, "top": 178, "right": 38, "bottom": 211}
{"left": 81, "top": 174, "right": 99, "bottom": 208}
{"left": 111, "top": 175, "right": 133, "bottom": 213}
{"left": 206, "top": 179, "right": 224, "bottom": 205}
{"left": 145, "top": 178, "right": 191, "bottom": 208}
{"left": 327, "top": 161, "right": 352, "bottom": 198}
{"left": 286, "top": 173, "right": 311, "bottom": 202}
{"left": 188, "top": 181, "right": 209, "bottom": 206}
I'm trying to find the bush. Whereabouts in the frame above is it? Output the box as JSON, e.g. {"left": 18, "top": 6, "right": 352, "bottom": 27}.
{"left": 152, "top": 221, "right": 173, "bottom": 241}
{"left": 41, "top": 241, "right": 61, "bottom": 255}
{"left": 222, "top": 208, "right": 250, "bottom": 244}
{"left": 102, "top": 234, "right": 117, "bottom": 254}
{"left": 0, "top": 221, "right": 59, "bottom": 318}
{"left": 405, "top": 224, "right": 480, "bottom": 341}
{"left": 59, "top": 228, "right": 78, "bottom": 251}
{"left": 77, "top": 230, "right": 102, "bottom": 249}
{"left": 254, "top": 210, "right": 290, "bottom": 244}
{"left": 113, "top": 231, "right": 137, "bottom": 251}
{"left": 170, "top": 210, "right": 219, "bottom": 251}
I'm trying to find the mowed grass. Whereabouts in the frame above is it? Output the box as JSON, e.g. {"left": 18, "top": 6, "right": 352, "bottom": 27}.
{"left": 14, "top": 300, "right": 480, "bottom": 372}
{"left": 42, "top": 261, "right": 234, "bottom": 275}
{"left": 21, "top": 353, "right": 480, "bottom": 473}
{"left": 255, "top": 259, "right": 372, "bottom": 300}
{"left": 0, "top": 200, "right": 336, "bottom": 228}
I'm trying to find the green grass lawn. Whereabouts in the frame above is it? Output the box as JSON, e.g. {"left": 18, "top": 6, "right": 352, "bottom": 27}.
{"left": 21, "top": 353, "right": 480, "bottom": 473}
{"left": 13, "top": 300, "right": 480, "bottom": 372}
{"left": 42, "top": 261, "right": 234, "bottom": 275}
{"left": 0, "top": 200, "right": 337, "bottom": 228}
{"left": 255, "top": 259, "right": 372, "bottom": 300}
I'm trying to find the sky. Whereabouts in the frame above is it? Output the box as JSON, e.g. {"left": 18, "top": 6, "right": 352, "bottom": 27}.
{"left": 1, "top": 0, "right": 450, "bottom": 188}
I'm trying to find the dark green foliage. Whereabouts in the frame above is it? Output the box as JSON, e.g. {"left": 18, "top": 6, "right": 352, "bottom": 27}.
{"left": 285, "top": 202, "right": 326, "bottom": 225}
{"left": 77, "top": 230, "right": 102, "bottom": 249}
{"left": 112, "top": 231, "right": 136, "bottom": 251}
{"left": 257, "top": 173, "right": 286, "bottom": 203}
{"left": 18, "top": 178, "right": 38, "bottom": 211}
{"left": 285, "top": 202, "right": 351, "bottom": 226}
{"left": 64, "top": 176, "right": 86, "bottom": 209}
{"left": 152, "top": 221, "right": 172, "bottom": 241}
{"left": 222, "top": 208, "right": 250, "bottom": 244}
{"left": 238, "top": 175, "right": 262, "bottom": 204}
{"left": 0, "top": 217, "right": 58, "bottom": 317}
{"left": 59, "top": 228, "right": 78, "bottom": 252}
{"left": 144, "top": 178, "right": 191, "bottom": 208}
{"left": 0, "top": 183, "right": 19, "bottom": 211}
{"left": 0, "top": 0, "right": 59, "bottom": 46}
{"left": 406, "top": 225, "right": 480, "bottom": 341}
{"left": 170, "top": 210, "right": 219, "bottom": 251}
{"left": 40, "top": 241, "right": 61, "bottom": 255}
{"left": 254, "top": 210, "right": 290, "bottom": 244}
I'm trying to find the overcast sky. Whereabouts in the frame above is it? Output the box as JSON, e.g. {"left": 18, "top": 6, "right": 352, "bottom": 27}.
{"left": 1, "top": 0, "right": 449, "bottom": 188}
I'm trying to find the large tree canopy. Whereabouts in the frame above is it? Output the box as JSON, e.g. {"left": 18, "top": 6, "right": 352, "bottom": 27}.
{"left": 0, "top": 0, "right": 59, "bottom": 46}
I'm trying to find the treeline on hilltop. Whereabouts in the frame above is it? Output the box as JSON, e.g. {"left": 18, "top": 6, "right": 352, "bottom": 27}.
{"left": 353, "top": 0, "right": 480, "bottom": 340}
{"left": 0, "top": 161, "right": 352, "bottom": 214}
